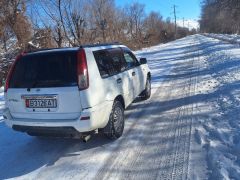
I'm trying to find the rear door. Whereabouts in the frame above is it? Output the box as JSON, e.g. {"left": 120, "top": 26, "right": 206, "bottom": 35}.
{"left": 93, "top": 48, "right": 134, "bottom": 107}
{"left": 107, "top": 48, "right": 134, "bottom": 106}
{"left": 7, "top": 51, "right": 82, "bottom": 120}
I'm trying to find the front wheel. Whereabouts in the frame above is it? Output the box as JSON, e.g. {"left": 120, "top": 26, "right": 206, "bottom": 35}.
{"left": 142, "top": 77, "right": 151, "bottom": 100}
{"left": 103, "top": 100, "right": 125, "bottom": 139}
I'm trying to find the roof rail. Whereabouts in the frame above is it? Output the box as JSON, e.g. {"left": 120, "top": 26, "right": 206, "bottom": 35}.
{"left": 80, "top": 42, "right": 122, "bottom": 48}
{"left": 24, "top": 47, "right": 79, "bottom": 54}
{"left": 25, "top": 42, "right": 123, "bottom": 53}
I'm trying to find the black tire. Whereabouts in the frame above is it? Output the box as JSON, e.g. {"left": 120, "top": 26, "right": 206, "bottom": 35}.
{"left": 103, "top": 100, "right": 125, "bottom": 139}
{"left": 142, "top": 77, "right": 151, "bottom": 100}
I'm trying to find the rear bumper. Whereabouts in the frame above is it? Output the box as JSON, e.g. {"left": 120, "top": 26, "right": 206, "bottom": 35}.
{"left": 12, "top": 125, "right": 80, "bottom": 137}
{"left": 3, "top": 101, "right": 113, "bottom": 134}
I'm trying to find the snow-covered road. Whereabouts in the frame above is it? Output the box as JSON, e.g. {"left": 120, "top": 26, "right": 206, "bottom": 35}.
{"left": 1, "top": 34, "right": 240, "bottom": 179}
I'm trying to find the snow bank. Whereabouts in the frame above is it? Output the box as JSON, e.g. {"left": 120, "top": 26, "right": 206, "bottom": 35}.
{"left": 204, "top": 33, "right": 240, "bottom": 44}
{"left": 192, "top": 35, "right": 240, "bottom": 179}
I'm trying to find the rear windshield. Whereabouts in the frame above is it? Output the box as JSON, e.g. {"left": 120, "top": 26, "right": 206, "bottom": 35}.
{"left": 9, "top": 51, "right": 77, "bottom": 88}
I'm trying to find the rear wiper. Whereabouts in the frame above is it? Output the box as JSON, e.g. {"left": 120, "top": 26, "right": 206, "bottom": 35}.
{"left": 27, "top": 80, "right": 39, "bottom": 91}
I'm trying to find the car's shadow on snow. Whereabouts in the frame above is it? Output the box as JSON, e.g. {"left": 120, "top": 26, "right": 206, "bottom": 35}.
{"left": 0, "top": 128, "right": 112, "bottom": 179}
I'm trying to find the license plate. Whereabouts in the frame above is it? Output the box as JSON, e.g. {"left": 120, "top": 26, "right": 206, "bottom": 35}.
{"left": 26, "top": 99, "right": 57, "bottom": 108}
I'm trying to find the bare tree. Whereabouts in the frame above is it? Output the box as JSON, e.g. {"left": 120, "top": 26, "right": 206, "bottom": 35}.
{"left": 125, "top": 2, "right": 145, "bottom": 48}
{"left": 89, "top": 0, "right": 115, "bottom": 43}
{"left": 0, "top": 0, "right": 32, "bottom": 50}
{"left": 200, "top": 0, "right": 240, "bottom": 34}
{"left": 1, "top": 0, "right": 192, "bottom": 50}
{"left": 143, "top": 11, "right": 163, "bottom": 45}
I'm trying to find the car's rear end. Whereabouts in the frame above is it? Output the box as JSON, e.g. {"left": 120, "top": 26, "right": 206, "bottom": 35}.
{"left": 3, "top": 48, "right": 106, "bottom": 136}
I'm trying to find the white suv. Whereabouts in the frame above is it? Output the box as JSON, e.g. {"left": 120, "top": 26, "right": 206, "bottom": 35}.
{"left": 3, "top": 43, "right": 151, "bottom": 139}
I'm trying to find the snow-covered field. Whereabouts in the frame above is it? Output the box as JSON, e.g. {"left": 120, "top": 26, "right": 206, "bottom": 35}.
{"left": 204, "top": 33, "right": 240, "bottom": 44}
{"left": 0, "top": 34, "right": 240, "bottom": 179}
{"left": 191, "top": 35, "right": 240, "bottom": 179}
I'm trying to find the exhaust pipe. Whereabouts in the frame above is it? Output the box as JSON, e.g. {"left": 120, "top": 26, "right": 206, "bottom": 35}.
{"left": 81, "top": 134, "right": 91, "bottom": 142}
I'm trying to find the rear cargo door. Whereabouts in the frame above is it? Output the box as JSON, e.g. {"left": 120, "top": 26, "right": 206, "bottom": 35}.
{"left": 7, "top": 51, "right": 82, "bottom": 120}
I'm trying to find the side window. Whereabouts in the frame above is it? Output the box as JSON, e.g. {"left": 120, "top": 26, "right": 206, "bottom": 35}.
{"left": 93, "top": 50, "right": 116, "bottom": 78}
{"left": 123, "top": 49, "right": 140, "bottom": 69}
{"left": 107, "top": 48, "right": 126, "bottom": 72}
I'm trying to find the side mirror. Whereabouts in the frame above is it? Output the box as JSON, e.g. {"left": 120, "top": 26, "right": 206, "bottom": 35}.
{"left": 140, "top": 58, "right": 147, "bottom": 64}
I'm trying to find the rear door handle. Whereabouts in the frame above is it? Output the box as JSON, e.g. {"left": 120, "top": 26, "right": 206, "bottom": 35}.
{"left": 132, "top": 72, "right": 136, "bottom": 76}
{"left": 117, "top": 78, "right": 122, "bottom": 84}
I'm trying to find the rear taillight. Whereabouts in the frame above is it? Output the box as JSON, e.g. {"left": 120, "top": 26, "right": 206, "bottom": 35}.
{"left": 77, "top": 49, "right": 89, "bottom": 90}
{"left": 4, "top": 53, "right": 24, "bottom": 93}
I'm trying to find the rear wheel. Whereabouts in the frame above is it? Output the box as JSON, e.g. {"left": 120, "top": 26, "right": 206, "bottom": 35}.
{"left": 103, "top": 100, "right": 124, "bottom": 139}
{"left": 142, "top": 77, "right": 151, "bottom": 100}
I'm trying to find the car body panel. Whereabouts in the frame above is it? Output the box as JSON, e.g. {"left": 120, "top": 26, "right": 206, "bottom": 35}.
{"left": 4, "top": 44, "right": 151, "bottom": 134}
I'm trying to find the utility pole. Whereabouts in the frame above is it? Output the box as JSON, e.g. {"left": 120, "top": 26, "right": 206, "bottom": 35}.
{"left": 183, "top": 17, "right": 185, "bottom": 27}
{"left": 100, "top": 19, "right": 107, "bottom": 43}
{"left": 173, "top": 5, "right": 177, "bottom": 38}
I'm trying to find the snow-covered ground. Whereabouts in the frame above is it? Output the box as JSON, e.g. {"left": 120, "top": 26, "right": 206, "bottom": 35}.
{"left": 1, "top": 34, "right": 240, "bottom": 179}
{"left": 204, "top": 33, "right": 240, "bottom": 44}
{"left": 191, "top": 35, "right": 240, "bottom": 179}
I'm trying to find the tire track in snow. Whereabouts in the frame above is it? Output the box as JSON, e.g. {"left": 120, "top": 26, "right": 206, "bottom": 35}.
{"left": 170, "top": 37, "right": 199, "bottom": 180}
